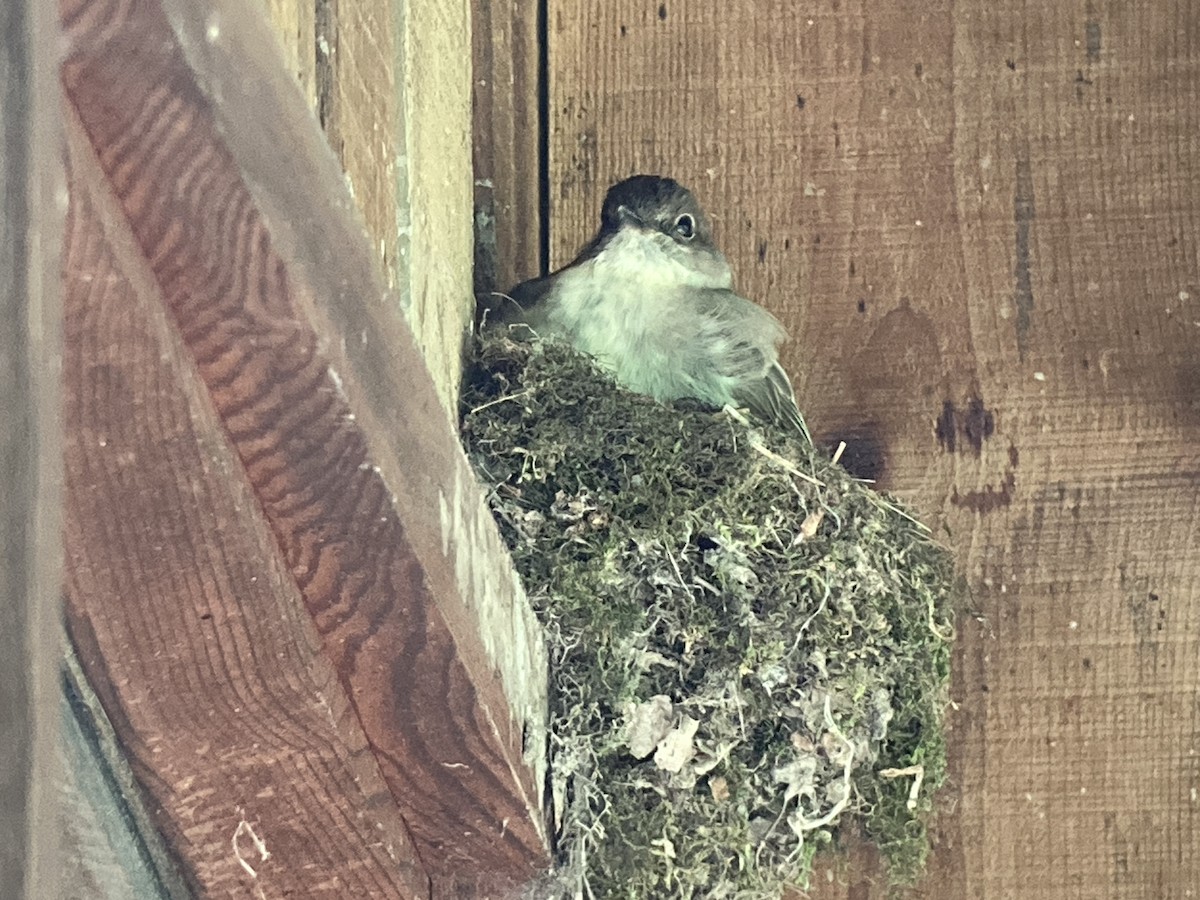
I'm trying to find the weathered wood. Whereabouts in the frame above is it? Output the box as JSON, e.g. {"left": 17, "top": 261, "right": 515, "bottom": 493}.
{"left": 260, "top": 0, "right": 317, "bottom": 110}
{"left": 0, "top": 0, "right": 62, "bottom": 896}
{"left": 62, "top": 101, "right": 430, "bottom": 899}
{"left": 310, "top": 0, "right": 476, "bottom": 412}
{"left": 61, "top": 0, "right": 547, "bottom": 895}
{"left": 472, "top": 0, "right": 543, "bottom": 295}
{"left": 547, "top": 1, "right": 1200, "bottom": 896}
{"left": 60, "top": 651, "right": 187, "bottom": 899}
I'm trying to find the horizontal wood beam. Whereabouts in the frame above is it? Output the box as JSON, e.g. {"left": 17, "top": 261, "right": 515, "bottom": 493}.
{"left": 60, "top": 0, "right": 548, "bottom": 895}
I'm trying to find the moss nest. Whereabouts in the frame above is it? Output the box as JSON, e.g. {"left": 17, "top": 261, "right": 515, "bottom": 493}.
{"left": 461, "top": 333, "right": 957, "bottom": 899}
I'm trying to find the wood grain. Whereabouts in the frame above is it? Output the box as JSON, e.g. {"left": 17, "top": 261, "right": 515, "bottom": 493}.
{"left": 402, "top": 0, "right": 477, "bottom": 401}
{"left": 314, "top": 0, "right": 476, "bottom": 412}
{"left": 0, "top": 0, "right": 62, "bottom": 895}
{"left": 260, "top": 0, "right": 317, "bottom": 110}
{"left": 61, "top": 0, "right": 548, "bottom": 894}
{"left": 63, "top": 99, "right": 431, "bottom": 900}
{"left": 60, "top": 650, "right": 188, "bottom": 899}
{"left": 472, "top": 0, "right": 543, "bottom": 295}
{"left": 547, "top": 1, "right": 1200, "bottom": 896}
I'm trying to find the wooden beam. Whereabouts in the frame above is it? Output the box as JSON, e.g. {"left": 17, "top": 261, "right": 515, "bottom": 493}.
{"left": 61, "top": 0, "right": 548, "bottom": 895}
{"left": 258, "top": 0, "right": 476, "bottom": 412}
{"left": 259, "top": 0, "right": 317, "bottom": 110}
{"left": 472, "top": 0, "right": 543, "bottom": 295}
{"left": 305, "top": 0, "right": 476, "bottom": 412}
{"left": 0, "top": 0, "right": 62, "bottom": 895}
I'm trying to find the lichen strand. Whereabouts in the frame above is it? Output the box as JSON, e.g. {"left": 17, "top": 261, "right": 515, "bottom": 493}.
{"left": 461, "top": 334, "right": 957, "bottom": 899}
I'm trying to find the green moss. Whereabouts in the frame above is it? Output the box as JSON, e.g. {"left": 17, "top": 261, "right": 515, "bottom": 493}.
{"left": 462, "top": 334, "right": 958, "bottom": 899}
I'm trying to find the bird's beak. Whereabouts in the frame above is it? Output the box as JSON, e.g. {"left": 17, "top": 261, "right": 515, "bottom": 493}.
{"left": 616, "top": 205, "right": 646, "bottom": 229}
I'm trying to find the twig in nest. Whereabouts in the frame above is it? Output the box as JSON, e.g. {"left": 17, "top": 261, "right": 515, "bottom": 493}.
{"left": 793, "top": 695, "right": 855, "bottom": 831}
{"left": 879, "top": 764, "right": 925, "bottom": 811}
{"left": 722, "top": 404, "right": 753, "bottom": 428}
{"left": 748, "top": 439, "right": 824, "bottom": 487}
{"left": 720, "top": 405, "right": 824, "bottom": 486}
{"left": 470, "top": 388, "right": 532, "bottom": 414}
{"left": 876, "top": 497, "right": 932, "bottom": 532}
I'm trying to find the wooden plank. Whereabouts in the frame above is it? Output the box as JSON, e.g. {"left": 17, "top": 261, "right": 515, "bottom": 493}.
{"left": 313, "top": 0, "right": 475, "bottom": 411}
{"left": 59, "top": 651, "right": 187, "bottom": 899}
{"left": 472, "top": 0, "right": 543, "bottom": 295}
{"left": 401, "top": 0, "right": 477, "bottom": 400}
{"left": 0, "top": 0, "right": 62, "bottom": 896}
{"left": 259, "top": 0, "right": 317, "bottom": 110}
{"left": 62, "top": 88, "right": 430, "bottom": 900}
{"left": 62, "top": 0, "right": 548, "bottom": 895}
{"left": 546, "top": 1, "right": 1200, "bottom": 896}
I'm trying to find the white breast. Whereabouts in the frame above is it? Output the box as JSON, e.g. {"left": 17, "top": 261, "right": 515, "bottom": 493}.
{"left": 537, "top": 230, "right": 735, "bottom": 402}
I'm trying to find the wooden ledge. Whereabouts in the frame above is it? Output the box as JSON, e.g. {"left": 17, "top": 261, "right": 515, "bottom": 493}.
{"left": 60, "top": 0, "right": 548, "bottom": 894}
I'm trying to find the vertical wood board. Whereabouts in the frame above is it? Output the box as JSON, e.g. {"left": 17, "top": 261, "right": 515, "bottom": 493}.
{"left": 0, "top": 0, "right": 62, "bottom": 895}
{"left": 264, "top": 0, "right": 475, "bottom": 412}
{"left": 62, "top": 0, "right": 548, "bottom": 894}
{"left": 472, "top": 0, "right": 543, "bottom": 295}
{"left": 546, "top": 1, "right": 1200, "bottom": 895}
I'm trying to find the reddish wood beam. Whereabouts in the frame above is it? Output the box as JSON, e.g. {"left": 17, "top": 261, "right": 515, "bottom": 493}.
{"left": 60, "top": 0, "right": 548, "bottom": 894}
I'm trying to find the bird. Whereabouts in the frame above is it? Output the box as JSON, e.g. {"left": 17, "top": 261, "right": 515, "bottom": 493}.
{"left": 489, "top": 174, "right": 811, "bottom": 444}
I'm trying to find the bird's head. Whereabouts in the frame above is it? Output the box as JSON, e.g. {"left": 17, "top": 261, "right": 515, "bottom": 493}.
{"left": 591, "top": 175, "right": 730, "bottom": 287}
{"left": 599, "top": 175, "right": 716, "bottom": 249}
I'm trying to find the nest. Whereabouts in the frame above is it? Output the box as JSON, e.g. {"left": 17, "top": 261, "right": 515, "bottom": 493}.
{"left": 461, "top": 333, "right": 957, "bottom": 899}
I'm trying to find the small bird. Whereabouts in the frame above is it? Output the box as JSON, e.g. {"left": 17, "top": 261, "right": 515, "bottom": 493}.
{"left": 491, "top": 174, "right": 810, "bottom": 443}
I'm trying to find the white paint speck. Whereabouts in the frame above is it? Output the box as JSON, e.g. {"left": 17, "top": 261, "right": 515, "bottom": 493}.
{"left": 327, "top": 366, "right": 345, "bottom": 396}
{"left": 1069, "top": 620, "right": 1079, "bottom": 630}
{"left": 206, "top": 13, "right": 220, "bottom": 41}
{"left": 1034, "top": 371, "right": 1047, "bottom": 382}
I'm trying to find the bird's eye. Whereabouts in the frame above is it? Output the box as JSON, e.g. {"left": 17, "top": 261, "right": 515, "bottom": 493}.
{"left": 673, "top": 213, "right": 696, "bottom": 240}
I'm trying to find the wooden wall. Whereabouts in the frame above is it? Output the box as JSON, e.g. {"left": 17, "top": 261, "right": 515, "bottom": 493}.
{"left": 541, "top": 1, "right": 1199, "bottom": 896}
{"left": 473, "top": 0, "right": 542, "bottom": 295}
{"left": 264, "top": 0, "right": 475, "bottom": 413}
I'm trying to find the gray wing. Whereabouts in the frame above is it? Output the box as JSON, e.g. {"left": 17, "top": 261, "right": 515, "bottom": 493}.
{"left": 732, "top": 361, "right": 812, "bottom": 444}
{"left": 689, "top": 290, "right": 811, "bottom": 444}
